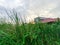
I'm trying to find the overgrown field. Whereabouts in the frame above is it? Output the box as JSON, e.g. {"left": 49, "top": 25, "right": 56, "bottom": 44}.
{"left": 0, "top": 21, "right": 60, "bottom": 45}
{"left": 0, "top": 10, "right": 60, "bottom": 45}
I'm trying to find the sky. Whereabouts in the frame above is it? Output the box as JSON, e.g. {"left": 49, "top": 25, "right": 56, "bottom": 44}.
{"left": 0, "top": 0, "right": 24, "bottom": 8}
{"left": 0, "top": 0, "right": 60, "bottom": 22}
{"left": 28, "top": 0, "right": 60, "bottom": 18}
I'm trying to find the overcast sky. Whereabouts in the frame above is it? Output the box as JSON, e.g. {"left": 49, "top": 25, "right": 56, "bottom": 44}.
{"left": 0, "top": 0, "right": 60, "bottom": 22}
{"left": 28, "top": 0, "right": 60, "bottom": 18}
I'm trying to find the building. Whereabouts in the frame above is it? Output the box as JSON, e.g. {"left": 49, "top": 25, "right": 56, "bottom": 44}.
{"left": 34, "top": 17, "right": 46, "bottom": 23}
{"left": 34, "top": 17, "right": 57, "bottom": 23}
{"left": 41, "top": 18, "right": 56, "bottom": 23}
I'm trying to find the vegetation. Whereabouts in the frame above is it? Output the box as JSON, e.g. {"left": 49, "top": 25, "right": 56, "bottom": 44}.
{"left": 0, "top": 10, "right": 60, "bottom": 45}
{"left": 0, "top": 20, "right": 60, "bottom": 45}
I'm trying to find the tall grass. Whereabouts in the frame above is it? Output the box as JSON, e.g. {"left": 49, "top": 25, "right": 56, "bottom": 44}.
{"left": 0, "top": 10, "right": 60, "bottom": 45}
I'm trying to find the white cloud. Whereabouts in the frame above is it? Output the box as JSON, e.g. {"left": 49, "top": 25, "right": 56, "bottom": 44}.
{"left": 28, "top": 0, "right": 60, "bottom": 18}
{"left": 0, "top": 0, "right": 24, "bottom": 8}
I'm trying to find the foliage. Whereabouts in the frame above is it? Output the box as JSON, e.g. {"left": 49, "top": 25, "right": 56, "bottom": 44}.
{"left": 0, "top": 21, "right": 60, "bottom": 45}
{"left": 0, "top": 10, "right": 60, "bottom": 45}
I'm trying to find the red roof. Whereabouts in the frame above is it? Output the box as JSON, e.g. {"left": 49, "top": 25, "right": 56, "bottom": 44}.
{"left": 41, "top": 18, "right": 56, "bottom": 23}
